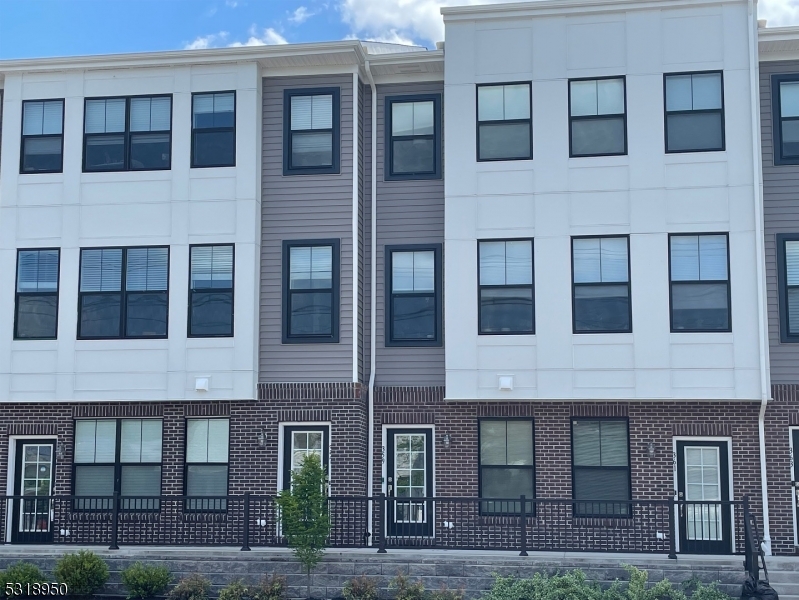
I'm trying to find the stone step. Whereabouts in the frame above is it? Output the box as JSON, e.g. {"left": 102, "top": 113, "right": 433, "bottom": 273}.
{"left": 765, "top": 571, "right": 799, "bottom": 584}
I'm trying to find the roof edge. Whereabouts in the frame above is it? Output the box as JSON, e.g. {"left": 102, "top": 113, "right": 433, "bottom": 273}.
{"left": 442, "top": 0, "right": 743, "bottom": 18}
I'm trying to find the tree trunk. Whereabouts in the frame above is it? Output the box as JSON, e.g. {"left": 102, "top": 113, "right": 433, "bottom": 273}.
{"left": 307, "top": 565, "right": 311, "bottom": 600}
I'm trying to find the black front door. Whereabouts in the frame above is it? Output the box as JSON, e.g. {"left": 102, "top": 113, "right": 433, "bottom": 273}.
{"left": 12, "top": 440, "right": 55, "bottom": 544}
{"left": 386, "top": 429, "right": 433, "bottom": 537}
{"left": 793, "top": 429, "right": 799, "bottom": 547}
{"left": 282, "top": 426, "right": 330, "bottom": 491}
{"left": 676, "top": 440, "right": 731, "bottom": 554}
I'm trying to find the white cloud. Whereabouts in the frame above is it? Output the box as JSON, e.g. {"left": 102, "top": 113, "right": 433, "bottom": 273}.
{"left": 228, "top": 27, "right": 288, "bottom": 46}
{"left": 184, "top": 31, "right": 229, "bottom": 50}
{"left": 759, "top": 0, "right": 799, "bottom": 26}
{"left": 226, "top": 0, "right": 239, "bottom": 6}
{"left": 289, "top": 6, "right": 318, "bottom": 24}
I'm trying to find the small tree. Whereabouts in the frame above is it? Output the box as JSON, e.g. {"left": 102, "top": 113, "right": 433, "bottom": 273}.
{"left": 275, "top": 453, "right": 331, "bottom": 599}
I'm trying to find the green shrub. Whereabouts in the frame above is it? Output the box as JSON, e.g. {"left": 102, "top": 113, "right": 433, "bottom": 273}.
{"left": 343, "top": 576, "right": 379, "bottom": 600}
{"left": 121, "top": 562, "right": 171, "bottom": 599}
{"left": 428, "top": 584, "right": 465, "bottom": 600}
{"left": 167, "top": 574, "right": 211, "bottom": 600}
{"left": 54, "top": 550, "right": 109, "bottom": 596}
{"left": 680, "top": 576, "right": 734, "bottom": 600}
{"left": 217, "top": 576, "right": 287, "bottom": 600}
{"left": 0, "top": 562, "right": 48, "bottom": 597}
{"left": 388, "top": 573, "right": 425, "bottom": 600}
{"left": 218, "top": 580, "right": 252, "bottom": 600}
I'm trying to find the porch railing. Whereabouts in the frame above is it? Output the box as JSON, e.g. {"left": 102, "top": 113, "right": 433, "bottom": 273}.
{"left": 0, "top": 494, "right": 750, "bottom": 556}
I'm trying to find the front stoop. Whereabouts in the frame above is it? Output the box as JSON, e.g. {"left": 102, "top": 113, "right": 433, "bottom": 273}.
{"left": 764, "top": 557, "right": 799, "bottom": 600}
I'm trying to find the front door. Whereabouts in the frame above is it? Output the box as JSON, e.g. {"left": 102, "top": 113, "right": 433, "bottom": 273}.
{"left": 386, "top": 429, "right": 433, "bottom": 537}
{"left": 676, "top": 440, "right": 731, "bottom": 554}
{"left": 281, "top": 426, "right": 330, "bottom": 491}
{"left": 792, "top": 429, "right": 799, "bottom": 547}
{"left": 11, "top": 440, "right": 55, "bottom": 544}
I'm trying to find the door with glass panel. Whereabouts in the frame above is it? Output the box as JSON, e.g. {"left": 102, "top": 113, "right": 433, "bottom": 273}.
{"left": 282, "top": 426, "right": 330, "bottom": 491}
{"left": 12, "top": 440, "right": 54, "bottom": 543}
{"left": 792, "top": 430, "right": 799, "bottom": 546}
{"left": 386, "top": 429, "right": 433, "bottom": 537}
{"left": 676, "top": 441, "right": 731, "bottom": 554}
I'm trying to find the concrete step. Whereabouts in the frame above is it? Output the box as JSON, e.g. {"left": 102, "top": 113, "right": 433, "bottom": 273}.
{"left": 765, "top": 571, "right": 799, "bottom": 583}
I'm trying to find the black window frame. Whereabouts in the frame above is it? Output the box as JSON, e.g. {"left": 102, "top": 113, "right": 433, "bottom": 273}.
{"left": 14, "top": 247, "right": 61, "bottom": 340}
{"left": 568, "top": 75, "right": 628, "bottom": 158}
{"left": 20, "top": 98, "right": 65, "bottom": 174}
{"left": 475, "top": 82, "right": 533, "bottom": 162}
{"left": 477, "top": 238, "right": 535, "bottom": 335}
{"left": 663, "top": 70, "right": 725, "bottom": 154}
{"left": 184, "top": 417, "right": 230, "bottom": 513}
{"left": 777, "top": 233, "right": 799, "bottom": 343}
{"left": 477, "top": 418, "right": 535, "bottom": 516}
{"left": 570, "top": 235, "right": 632, "bottom": 334}
{"left": 77, "top": 246, "right": 170, "bottom": 340}
{"left": 282, "top": 239, "right": 340, "bottom": 344}
{"left": 570, "top": 417, "right": 632, "bottom": 518}
{"left": 82, "top": 94, "right": 173, "bottom": 173}
{"left": 385, "top": 243, "right": 443, "bottom": 348}
{"left": 385, "top": 93, "right": 442, "bottom": 180}
{"left": 668, "top": 232, "right": 732, "bottom": 333}
{"left": 187, "top": 244, "right": 235, "bottom": 338}
{"left": 191, "top": 90, "right": 236, "bottom": 169}
{"left": 772, "top": 73, "right": 799, "bottom": 165}
{"left": 283, "top": 87, "right": 340, "bottom": 176}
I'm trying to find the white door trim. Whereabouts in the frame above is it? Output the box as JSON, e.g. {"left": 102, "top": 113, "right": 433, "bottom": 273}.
{"left": 5, "top": 435, "right": 58, "bottom": 544}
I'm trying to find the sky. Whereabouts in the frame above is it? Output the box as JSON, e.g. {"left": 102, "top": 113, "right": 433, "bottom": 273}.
{"left": 1, "top": 0, "right": 799, "bottom": 60}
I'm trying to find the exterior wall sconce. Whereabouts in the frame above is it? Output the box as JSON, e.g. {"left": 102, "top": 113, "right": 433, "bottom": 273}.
{"left": 442, "top": 433, "right": 451, "bottom": 450}
{"left": 56, "top": 440, "right": 66, "bottom": 460}
{"left": 647, "top": 442, "right": 656, "bottom": 458}
{"left": 257, "top": 427, "right": 267, "bottom": 448}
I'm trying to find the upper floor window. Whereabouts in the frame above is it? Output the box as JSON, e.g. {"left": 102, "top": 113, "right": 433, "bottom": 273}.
{"left": 386, "top": 245, "right": 442, "bottom": 346}
{"left": 669, "top": 234, "right": 730, "bottom": 332}
{"left": 189, "top": 245, "right": 234, "bottom": 337}
{"left": 572, "top": 419, "right": 630, "bottom": 517}
{"left": 572, "top": 236, "right": 631, "bottom": 333}
{"left": 186, "top": 418, "right": 229, "bottom": 511}
{"left": 665, "top": 71, "right": 724, "bottom": 153}
{"left": 15, "top": 249, "right": 60, "bottom": 340}
{"left": 283, "top": 240, "right": 339, "bottom": 343}
{"left": 777, "top": 234, "right": 799, "bottom": 342}
{"left": 476, "top": 83, "right": 532, "bottom": 161}
{"left": 386, "top": 95, "right": 441, "bottom": 179}
{"left": 569, "top": 77, "right": 626, "bottom": 157}
{"left": 773, "top": 74, "right": 799, "bottom": 165}
{"left": 478, "top": 239, "right": 534, "bottom": 334}
{"left": 84, "top": 95, "right": 172, "bottom": 172}
{"left": 284, "top": 88, "right": 339, "bottom": 175}
{"left": 78, "top": 247, "right": 169, "bottom": 339}
{"left": 21, "top": 99, "right": 64, "bottom": 173}
{"left": 479, "top": 420, "right": 534, "bottom": 515}
{"left": 192, "top": 92, "right": 235, "bottom": 168}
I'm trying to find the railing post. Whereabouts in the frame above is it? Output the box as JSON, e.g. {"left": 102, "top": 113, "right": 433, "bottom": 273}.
{"left": 109, "top": 492, "right": 119, "bottom": 550}
{"left": 241, "top": 492, "right": 251, "bottom": 551}
{"left": 668, "top": 497, "right": 677, "bottom": 559}
{"left": 377, "top": 493, "right": 387, "bottom": 553}
{"left": 743, "top": 496, "right": 759, "bottom": 581}
{"left": 519, "top": 495, "right": 528, "bottom": 556}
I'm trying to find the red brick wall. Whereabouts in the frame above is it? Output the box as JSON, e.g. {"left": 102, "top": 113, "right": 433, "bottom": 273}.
{"left": 766, "top": 385, "right": 799, "bottom": 555}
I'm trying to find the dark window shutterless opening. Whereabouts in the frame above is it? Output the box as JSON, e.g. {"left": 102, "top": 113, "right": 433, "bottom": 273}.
{"left": 283, "top": 239, "right": 340, "bottom": 343}
{"left": 185, "top": 418, "right": 229, "bottom": 511}
{"left": 478, "top": 419, "right": 535, "bottom": 515}
{"left": 664, "top": 71, "right": 724, "bottom": 153}
{"left": 283, "top": 88, "right": 340, "bottom": 175}
{"left": 83, "top": 95, "right": 172, "bottom": 172}
{"left": 189, "top": 245, "right": 234, "bottom": 337}
{"left": 14, "top": 248, "right": 60, "bottom": 340}
{"left": 777, "top": 234, "right": 799, "bottom": 342}
{"left": 476, "top": 83, "right": 532, "bottom": 161}
{"left": 669, "top": 234, "right": 731, "bottom": 332}
{"left": 78, "top": 247, "right": 169, "bottom": 339}
{"left": 386, "top": 94, "right": 441, "bottom": 180}
{"left": 21, "top": 99, "right": 64, "bottom": 173}
{"left": 478, "top": 239, "right": 534, "bottom": 334}
{"left": 773, "top": 74, "right": 799, "bottom": 165}
{"left": 192, "top": 91, "right": 235, "bottom": 168}
{"left": 571, "top": 419, "right": 631, "bottom": 517}
{"left": 386, "top": 244, "right": 442, "bottom": 347}
{"left": 569, "top": 77, "right": 626, "bottom": 157}
{"left": 571, "top": 236, "right": 631, "bottom": 333}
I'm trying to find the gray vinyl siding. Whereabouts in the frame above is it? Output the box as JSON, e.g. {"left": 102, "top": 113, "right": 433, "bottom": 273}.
{"left": 360, "top": 81, "right": 371, "bottom": 383}
{"left": 375, "top": 82, "right": 445, "bottom": 386}
{"left": 260, "top": 74, "right": 354, "bottom": 383}
{"left": 760, "top": 60, "right": 799, "bottom": 384}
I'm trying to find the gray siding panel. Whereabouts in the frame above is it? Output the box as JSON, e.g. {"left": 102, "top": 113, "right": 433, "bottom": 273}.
{"left": 260, "top": 74, "right": 355, "bottom": 383}
{"left": 760, "top": 60, "right": 799, "bottom": 384}
{"left": 360, "top": 81, "right": 371, "bottom": 383}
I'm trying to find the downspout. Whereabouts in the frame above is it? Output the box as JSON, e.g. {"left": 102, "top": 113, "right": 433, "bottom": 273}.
{"left": 748, "top": 0, "right": 772, "bottom": 555}
{"left": 353, "top": 71, "right": 360, "bottom": 383}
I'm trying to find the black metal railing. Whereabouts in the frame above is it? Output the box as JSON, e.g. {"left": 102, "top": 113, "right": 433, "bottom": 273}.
{"left": 0, "top": 494, "right": 751, "bottom": 556}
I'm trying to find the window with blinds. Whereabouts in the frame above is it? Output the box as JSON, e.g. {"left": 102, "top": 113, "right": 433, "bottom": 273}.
{"left": 15, "top": 249, "right": 60, "bottom": 339}
{"left": 21, "top": 99, "right": 64, "bottom": 173}
{"left": 479, "top": 420, "right": 534, "bottom": 515}
{"left": 569, "top": 77, "right": 626, "bottom": 157}
{"left": 478, "top": 240, "right": 534, "bottom": 334}
{"left": 387, "top": 246, "right": 442, "bottom": 346}
{"left": 83, "top": 95, "right": 171, "bottom": 172}
{"left": 387, "top": 95, "right": 441, "bottom": 179}
{"left": 572, "top": 236, "right": 631, "bottom": 333}
{"left": 476, "top": 84, "right": 532, "bottom": 161}
{"left": 192, "top": 92, "right": 235, "bottom": 168}
{"left": 664, "top": 72, "right": 724, "bottom": 153}
{"left": 572, "top": 419, "right": 631, "bottom": 516}
{"left": 283, "top": 240, "right": 339, "bottom": 342}
{"left": 778, "top": 235, "right": 799, "bottom": 342}
{"left": 284, "top": 88, "right": 339, "bottom": 174}
{"left": 189, "top": 245, "right": 234, "bottom": 337}
{"left": 78, "top": 247, "right": 169, "bottom": 339}
{"left": 774, "top": 75, "right": 799, "bottom": 164}
{"left": 185, "top": 419, "right": 229, "bottom": 511}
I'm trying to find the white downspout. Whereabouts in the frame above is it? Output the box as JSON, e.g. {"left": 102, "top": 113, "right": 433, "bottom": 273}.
{"left": 352, "top": 71, "right": 360, "bottom": 383}
{"left": 748, "top": 0, "right": 772, "bottom": 555}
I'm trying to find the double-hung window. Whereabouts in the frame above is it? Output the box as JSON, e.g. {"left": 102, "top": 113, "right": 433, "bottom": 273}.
{"left": 664, "top": 72, "right": 724, "bottom": 153}
{"left": 476, "top": 83, "right": 532, "bottom": 161}
{"left": 186, "top": 419, "right": 229, "bottom": 510}
{"left": 192, "top": 92, "right": 235, "bottom": 168}
{"left": 15, "top": 249, "right": 59, "bottom": 340}
{"left": 669, "top": 234, "right": 730, "bottom": 332}
{"left": 74, "top": 419, "right": 162, "bottom": 510}
{"left": 478, "top": 240, "right": 534, "bottom": 334}
{"left": 773, "top": 75, "right": 799, "bottom": 164}
{"left": 283, "top": 240, "right": 339, "bottom": 343}
{"left": 84, "top": 95, "right": 172, "bottom": 172}
{"left": 189, "top": 245, "right": 234, "bottom": 337}
{"left": 21, "top": 99, "right": 64, "bottom": 173}
{"left": 78, "top": 247, "right": 169, "bottom": 339}
{"left": 479, "top": 420, "right": 534, "bottom": 515}
{"left": 386, "top": 95, "right": 441, "bottom": 179}
{"left": 386, "top": 245, "right": 442, "bottom": 346}
{"left": 284, "top": 88, "right": 339, "bottom": 174}
{"left": 572, "top": 419, "right": 630, "bottom": 516}
{"left": 569, "top": 77, "right": 626, "bottom": 157}
{"left": 572, "top": 236, "right": 631, "bottom": 333}
{"left": 778, "top": 234, "right": 799, "bottom": 342}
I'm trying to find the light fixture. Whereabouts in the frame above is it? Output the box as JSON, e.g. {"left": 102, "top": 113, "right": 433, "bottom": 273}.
{"left": 56, "top": 440, "right": 66, "bottom": 460}
{"left": 257, "top": 427, "right": 267, "bottom": 448}
{"left": 647, "top": 442, "right": 656, "bottom": 458}
{"left": 442, "top": 433, "right": 451, "bottom": 449}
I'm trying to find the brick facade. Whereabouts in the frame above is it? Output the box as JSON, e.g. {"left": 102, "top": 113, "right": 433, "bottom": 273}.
{"left": 765, "top": 385, "right": 799, "bottom": 555}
